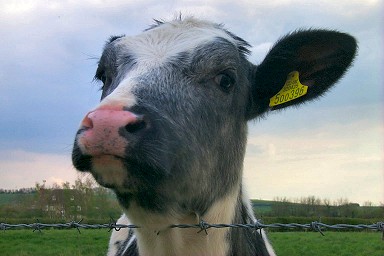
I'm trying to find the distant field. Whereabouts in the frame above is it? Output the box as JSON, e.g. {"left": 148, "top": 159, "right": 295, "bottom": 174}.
{"left": 0, "top": 229, "right": 382, "bottom": 255}
{"left": 268, "top": 231, "right": 383, "bottom": 256}
{"left": 0, "top": 193, "right": 35, "bottom": 206}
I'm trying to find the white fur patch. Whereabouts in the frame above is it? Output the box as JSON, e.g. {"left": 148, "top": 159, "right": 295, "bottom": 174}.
{"left": 108, "top": 214, "right": 131, "bottom": 256}
{"left": 99, "top": 77, "right": 137, "bottom": 109}
{"left": 116, "top": 18, "right": 240, "bottom": 75}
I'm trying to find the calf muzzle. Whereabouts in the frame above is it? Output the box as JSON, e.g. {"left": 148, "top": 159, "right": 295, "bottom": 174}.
{"left": 75, "top": 107, "right": 145, "bottom": 158}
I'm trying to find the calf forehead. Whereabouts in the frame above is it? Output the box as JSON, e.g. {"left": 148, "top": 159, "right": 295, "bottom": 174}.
{"left": 112, "top": 19, "right": 244, "bottom": 70}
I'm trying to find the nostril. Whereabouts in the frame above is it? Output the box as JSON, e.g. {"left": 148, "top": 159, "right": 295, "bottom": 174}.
{"left": 80, "top": 114, "right": 94, "bottom": 130}
{"left": 125, "top": 117, "right": 146, "bottom": 133}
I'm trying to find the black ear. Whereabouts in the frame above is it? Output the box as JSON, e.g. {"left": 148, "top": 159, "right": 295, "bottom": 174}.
{"left": 246, "top": 29, "right": 357, "bottom": 119}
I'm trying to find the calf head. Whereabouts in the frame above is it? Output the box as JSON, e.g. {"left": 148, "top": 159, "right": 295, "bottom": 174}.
{"left": 72, "top": 18, "right": 357, "bottom": 218}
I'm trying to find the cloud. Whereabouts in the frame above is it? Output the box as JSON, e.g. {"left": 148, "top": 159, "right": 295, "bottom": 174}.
{"left": 0, "top": 149, "right": 79, "bottom": 189}
{"left": 244, "top": 104, "right": 383, "bottom": 205}
{"left": 245, "top": 143, "right": 265, "bottom": 156}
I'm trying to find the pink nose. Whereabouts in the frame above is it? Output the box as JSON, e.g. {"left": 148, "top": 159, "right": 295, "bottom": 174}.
{"left": 77, "top": 108, "right": 144, "bottom": 156}
{"left": 80, "top": 108, "right": 140, "bottom": 131}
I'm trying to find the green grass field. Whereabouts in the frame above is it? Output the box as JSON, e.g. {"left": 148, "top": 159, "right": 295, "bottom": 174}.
{"left": 0, "top": 229, "right": 109, "bottom": 256}
{"left": 0, "top": 230, "right": 382, "bottom": 255}
{"left": 268, "top": 231, "right": 383, "bottom": 256}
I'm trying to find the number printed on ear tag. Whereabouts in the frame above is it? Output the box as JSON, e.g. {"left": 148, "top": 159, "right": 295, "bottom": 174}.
{"left": 269, "top": 71, "right": 308, "bottom": 107}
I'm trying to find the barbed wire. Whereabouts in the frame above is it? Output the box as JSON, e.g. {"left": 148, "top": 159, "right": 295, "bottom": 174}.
{"left": 1, "top": 219, "right": 383, "bottom": 238}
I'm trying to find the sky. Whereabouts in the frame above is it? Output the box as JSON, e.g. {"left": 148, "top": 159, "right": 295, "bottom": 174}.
{"left": 0, "top": 0, "right": 382, "bottom": 205}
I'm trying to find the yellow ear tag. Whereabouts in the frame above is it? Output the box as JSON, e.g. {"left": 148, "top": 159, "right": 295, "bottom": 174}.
{"left": 269, "top": 71, "right": 308, "bottom": 107}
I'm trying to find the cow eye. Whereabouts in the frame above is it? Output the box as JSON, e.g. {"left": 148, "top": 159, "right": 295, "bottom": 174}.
{"left": 214, "top": 71, "right": 236, "bottom": 92}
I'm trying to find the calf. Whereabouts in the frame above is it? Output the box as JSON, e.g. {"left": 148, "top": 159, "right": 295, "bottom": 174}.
{"left": 72, "top": 17, "right": 357, "bottom": 256}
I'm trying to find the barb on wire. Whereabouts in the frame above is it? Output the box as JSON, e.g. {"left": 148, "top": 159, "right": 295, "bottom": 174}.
{"left": 253, "top": 219, "right": 263, "bottom": 237}
{"left": 69, "top": 219, "right": 82, "bottom": 234}
{"left": 197, "top": 218, "right": 209, "bottom": 235}
{"left": 108, "top": 216, "right": 120, "bottom": 232}
{"left": 310, "top": 221, "right": 324, "bottom": 236}
{"left": 32, "top": 220, "right": 42, "bottom": 233}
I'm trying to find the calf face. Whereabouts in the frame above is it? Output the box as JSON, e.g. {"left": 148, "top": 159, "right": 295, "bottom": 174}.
{"left": 72, "top": 18, "right": 357, "bottom": 220}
